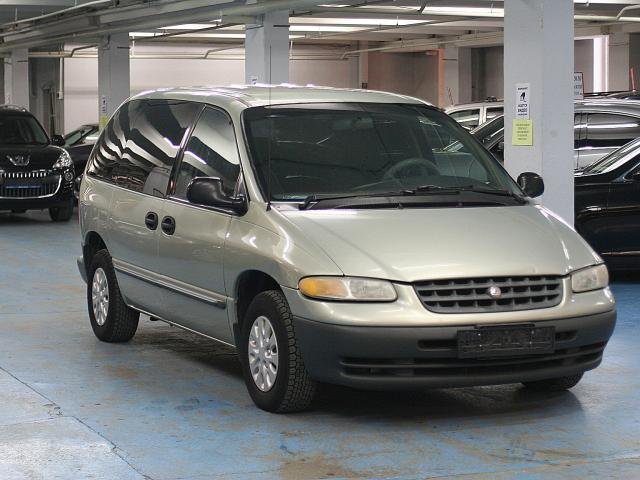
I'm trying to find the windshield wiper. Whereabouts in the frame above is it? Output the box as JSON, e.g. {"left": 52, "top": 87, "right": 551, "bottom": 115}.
{"left": 404, "top": 185, "right": 462, "bottom": 194}
{"left": 456, "top": 186, "right": 527, "bottom": 203}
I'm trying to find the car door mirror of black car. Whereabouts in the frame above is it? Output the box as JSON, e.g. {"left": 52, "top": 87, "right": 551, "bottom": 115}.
{"left": 51, "top": 134, "right": 65, "bottom": 147}
{"left": 628, "top": 170, "right": 640, "bottom": 181}
{"left": 495, "top": 141, "right": 505, "bottom": 152}
{"left": 517, "top": 172, "right": 545, "bottom": 198}
{"left": 186, "top": 177, "right": 247, "bottom": 214}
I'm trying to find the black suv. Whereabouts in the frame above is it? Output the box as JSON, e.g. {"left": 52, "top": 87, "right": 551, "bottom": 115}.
{"left": 0, "top": 106, "right": 75, "bottom": 221}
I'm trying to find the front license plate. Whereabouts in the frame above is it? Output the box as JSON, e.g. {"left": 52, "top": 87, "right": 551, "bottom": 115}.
{"left": 457, "top": 325, "right": 555, "bottom": 358}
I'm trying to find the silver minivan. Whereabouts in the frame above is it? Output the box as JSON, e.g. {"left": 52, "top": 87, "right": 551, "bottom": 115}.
{"left": 78, "top": 86, "right": 616, "bottom": 413}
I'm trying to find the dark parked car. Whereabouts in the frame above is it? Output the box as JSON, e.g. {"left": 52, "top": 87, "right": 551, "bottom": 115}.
{"left": 65, "top": 123, "right": 98, "bottom": 179}
{"left": 606, "top": 90, "right": 640, "bottom": 101}
{"left": 471, "top": 100, "right": 640, "bottom": 168}
{"left": 575, "top": 137, "right": 640, "bottom": 270}
{"left": 64, "top": 123, "right": 99, "bottom": 147}
{"left": 0, "top": 105, "right": 75, "bottom": 221}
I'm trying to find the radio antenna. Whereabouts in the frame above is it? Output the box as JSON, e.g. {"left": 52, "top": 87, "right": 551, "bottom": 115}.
{"left": 266, "top": 44, "right": 273, "bottom": 211}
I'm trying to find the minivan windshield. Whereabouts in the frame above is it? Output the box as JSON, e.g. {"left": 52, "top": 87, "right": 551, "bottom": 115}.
{"left": 243, "top": 103, "right": 520, "bottom": 203}
{"left": 0, "top": 115, "right": 49, "bottom": 145}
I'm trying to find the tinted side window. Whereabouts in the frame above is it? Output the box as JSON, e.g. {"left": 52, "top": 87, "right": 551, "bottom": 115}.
{"left": 113, "top": 100, "right": 201, "bottom": 197}
{"left": 87, "top": 101, "right": 137, "bottom": 181}
{"left": 486, "top": 107, "right": 503, "bottom": 121}
{"left": 585, "top": 113, "right": 640, "bottom": 149}
{"left": 449, "top": 109, "right": 480, "bottom": 129}
{"left": 174, "top": 107, "right": 240, "bottom": 200}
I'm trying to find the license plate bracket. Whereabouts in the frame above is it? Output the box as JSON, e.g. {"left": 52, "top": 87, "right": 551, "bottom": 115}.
{"left": 457, "top": 324, "right": 555, "bottom": 358}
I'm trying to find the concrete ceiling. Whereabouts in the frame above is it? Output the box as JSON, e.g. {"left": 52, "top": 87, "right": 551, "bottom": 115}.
{"left": 0, "top": 0, "right": 639, "bottom": 53}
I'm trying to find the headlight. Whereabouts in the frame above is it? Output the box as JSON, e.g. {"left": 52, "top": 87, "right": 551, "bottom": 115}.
{"left": 53, "top": 150, "right": 73, "bottom": 169}
{"left": 571, "top": 264, "right": 609, "bottom": 293}
{"left": 298, "top": 276, "right": 397, "bottom": 302}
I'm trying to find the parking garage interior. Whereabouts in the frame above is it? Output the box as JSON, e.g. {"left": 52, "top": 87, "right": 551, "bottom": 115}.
{"left": 1, "top": 1, "right": 640, "bottom": 479}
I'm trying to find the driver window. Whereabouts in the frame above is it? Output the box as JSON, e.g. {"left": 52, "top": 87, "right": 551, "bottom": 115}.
{"left": 174, "top": 107, "right": 241, "bottom": 200}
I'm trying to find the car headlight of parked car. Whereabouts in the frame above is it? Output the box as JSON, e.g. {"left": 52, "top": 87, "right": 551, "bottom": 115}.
{"left": 53, "top": 150, "right": 73, "bottom": 170}
{"left": 298, "top": 276, "right": 397, "bottom": 301}
{"left": 571, "top": 264, "right": 609, "bottom": 293}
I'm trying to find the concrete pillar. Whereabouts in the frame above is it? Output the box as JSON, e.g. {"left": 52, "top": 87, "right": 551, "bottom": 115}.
{"left": 245, "top": 10, "right": 289, "bottom": 84}
{"left": 4, "top": 48, "right": 29, "bottom": 109}
{"left": 440, "top": 46, "right": 471, "bottom": 107}
{"left": 98, "top": 32, "right": 130, "bottom": 129}
{"left": 358, "top": 41, "right": 369, "bottom": 89}
{"left": 504, "top": 0, "right": 574, "bottom": 224}
{"left": 608, "top": 32, "right": 630, "bottom": 91}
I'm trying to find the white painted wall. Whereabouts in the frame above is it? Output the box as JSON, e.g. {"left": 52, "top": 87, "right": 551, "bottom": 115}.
{"left": 63, "top": 43, "right": 357, "bottom": 133}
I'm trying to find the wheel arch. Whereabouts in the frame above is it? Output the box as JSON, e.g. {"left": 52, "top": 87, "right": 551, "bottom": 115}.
{"left": 232, "top": 270, "right": 281, "bottom": 345}
{"left": 83, "top": 231, "right": 108, "bottom": 275}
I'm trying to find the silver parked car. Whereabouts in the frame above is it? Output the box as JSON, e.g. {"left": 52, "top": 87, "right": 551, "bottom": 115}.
{"left": 445, "top": 100, "right": 503, "bottom": 130}
{"left": 77, "top": 86, "right": 616, "bottom": 413}
{"left": 471, "top": 99, "right": 640, "bottom": 168}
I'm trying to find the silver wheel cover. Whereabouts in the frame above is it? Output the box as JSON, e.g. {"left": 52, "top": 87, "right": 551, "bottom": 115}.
{"left": 248, "top": 315, "right": 279, "bottom": 392}
{"left": 91, "top": 268, "right": 109, "bottom": 326}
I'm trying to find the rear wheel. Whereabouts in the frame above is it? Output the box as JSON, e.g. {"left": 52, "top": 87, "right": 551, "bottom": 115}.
{"left": 522, "top": 373, "right": 583, "bottom": 392}
{"left": 87, "top": 250, "right": 139, "bottom": 342}
{"left": 49, "top": 197, "right": 74, "bottom": 222}
{"left": 239, "top": 290, "right": 317, "bottom": 413}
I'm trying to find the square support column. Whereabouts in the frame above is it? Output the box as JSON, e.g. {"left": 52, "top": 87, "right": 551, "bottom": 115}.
{"left": 440, "top": 46, "right": 471, "bottom": 107}
{"left": 245, "top": 10, "right": 289, "bottom": 85}
{"left": 609, "top": 32, "right": 630, "bottom": 91}
{"left": 98, "top": 32, "right": 130, "bottom": 128}
{"left": 504, "top": 0, "right": 574, "bottom": 224}
{"left": 4, "top": 48, "right": 29, "bottom": 108}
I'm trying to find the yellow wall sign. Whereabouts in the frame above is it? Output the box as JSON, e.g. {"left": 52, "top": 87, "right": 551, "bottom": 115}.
{"left": 512, "top": 119, "right": 533, "bottom": 146}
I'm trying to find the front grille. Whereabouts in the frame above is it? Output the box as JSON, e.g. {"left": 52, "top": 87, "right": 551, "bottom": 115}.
{"left": 340, "top": 342, "right": 605, "bottom": 378}
{"left": 0, "top": 170, "right": 61, "bottom": 199}
{"left": 414, "top": 276, "right": 563, "bottom": 314}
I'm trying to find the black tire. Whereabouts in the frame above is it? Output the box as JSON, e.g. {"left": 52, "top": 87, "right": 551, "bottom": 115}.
{"left": 522, "top": 373, "right": 583, "bottom": 392}
{"left": 49, "top": 197, "right": 74, "bottom": 222}
{"left": 239, "top": 290, "right": 317, "bottom": 413}
{"left": 87, "top": 249, "right": 139, "bottom": 342}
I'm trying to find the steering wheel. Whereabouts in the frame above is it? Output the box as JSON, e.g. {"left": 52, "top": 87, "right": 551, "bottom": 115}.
{"left": 383, "top": 157, "right": 440, "bottom": 181}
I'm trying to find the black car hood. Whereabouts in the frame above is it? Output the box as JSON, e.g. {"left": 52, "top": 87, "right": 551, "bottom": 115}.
{"left": 0, "top": 144, "right": 63, "bottom": 171}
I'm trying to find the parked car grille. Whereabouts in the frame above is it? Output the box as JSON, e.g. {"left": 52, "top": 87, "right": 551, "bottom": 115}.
{"left": 0, "top": 170, "right": 61, "bottom": 199}
{"left": 414, "top": 276, "right": 563, "bottom": 313}
{"left": 340, "top": 342, "right": 605, "bottom": 378}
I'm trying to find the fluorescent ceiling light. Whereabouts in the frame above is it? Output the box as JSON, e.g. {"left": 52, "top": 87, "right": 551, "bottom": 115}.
{"left": 289, "top": 25, "right": 366, "bottom": 32}
{"left": 289, "top": 17, "right": 428, "bottom": 26}
{"left": 130, "top": 32, "right": 304, "bottom": 40}
{"left": 420, "top": 6, "right": 504, "bottom": 17}
{"left": 161, "top": 23, "right": 218, "bottom": 30}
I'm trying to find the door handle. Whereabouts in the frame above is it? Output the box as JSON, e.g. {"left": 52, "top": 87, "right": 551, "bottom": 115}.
{"left": 161, "top": 216, "right": 176, "bottom": 235}
{"left": 145, "top": 212, "right": 158, "bottom": 230}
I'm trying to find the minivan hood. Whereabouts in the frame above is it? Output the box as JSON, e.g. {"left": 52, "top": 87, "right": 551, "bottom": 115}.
{"left": 280, "top": 205, "right": 601, "bottom": 282}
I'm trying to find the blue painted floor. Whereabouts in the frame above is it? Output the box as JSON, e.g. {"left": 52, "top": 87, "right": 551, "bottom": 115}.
{"left": 1, "top": 210, "right": 639, "bottom": 480}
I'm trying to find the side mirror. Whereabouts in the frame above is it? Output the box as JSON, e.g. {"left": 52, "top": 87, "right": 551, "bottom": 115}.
{"left": 496, "top": 141, "right": 505, "bottom": 152}
{"left": 186, "top": 177, "right": 247, "bottom": 214}
{"left": 51, "top": 134, "right": 65, "bottom": 147}
{"left": 517, "top": 172, "right": 545, "bottom": 198}
{"left": 629, "top": 170, "right": 640, "bottom": 181}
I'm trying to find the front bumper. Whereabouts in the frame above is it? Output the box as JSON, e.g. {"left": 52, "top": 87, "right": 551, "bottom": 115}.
{"left": 293, "top": 309, "right": 616, "bottom": 389}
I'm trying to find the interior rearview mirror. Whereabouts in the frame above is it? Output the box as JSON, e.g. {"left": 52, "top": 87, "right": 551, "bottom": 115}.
{"left": 186, "top": 177, "right": 247, "bottom": 214}
{"left": 51, "top": 134, "right": 65, "bottom": 147}
{"left": 517, "top": 172, "right": 545, "bottom": 198}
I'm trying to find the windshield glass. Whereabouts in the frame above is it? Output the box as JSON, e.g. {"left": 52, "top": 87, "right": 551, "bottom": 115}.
{"left": 582, "top": 137, "right": 640, "bottom": 174}
{"left": 471, "top": 115, "right": 504, "bottom": 145}
{"left": 243, "top": 103, "right": 519, "bottom": 202}
{"left": 64, "top": 125, "right": 95, "bottom": 146}
{"left": 0, "top": 115, "right": 49, "bottom": 145}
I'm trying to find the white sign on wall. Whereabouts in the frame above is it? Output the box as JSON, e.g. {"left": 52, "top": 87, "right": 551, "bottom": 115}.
{"left": 574, "top": 72, "right": 584, "bottom": 100}
{"left": 515, "top": 83, "right": 530, "bottom": 119}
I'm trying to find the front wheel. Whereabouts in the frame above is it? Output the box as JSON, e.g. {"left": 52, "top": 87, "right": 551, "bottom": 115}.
{"left": 522, "top": 373, "right": 583, "bottom": 392}
{"left": 49, "top": 197, "right": 74, "bottom": 222}
{"left": 87, "top": 250, "right": 139, "bottom": 342}
{"left": 239, "top": 290, "right": 317, "bottom": 413}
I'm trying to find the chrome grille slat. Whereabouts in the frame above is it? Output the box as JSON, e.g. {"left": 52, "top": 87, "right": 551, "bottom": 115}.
{"left": 0, "top": 169, "right": 61, "bottom": 199}
{"left": 414, "top": 275, "right": 563, "bottom": 313}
